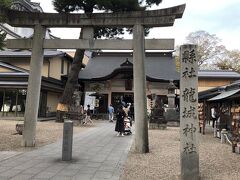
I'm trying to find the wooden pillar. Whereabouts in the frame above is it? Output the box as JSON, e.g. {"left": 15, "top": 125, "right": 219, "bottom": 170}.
{"left": 133, "top": 24, "right": 149, "bottom": 153}
{"left": 22, "top": 24, "right": 46, "bottom": 147}
{"left": 107, "top": 80, "right": 112, "bottom": 106}
{"left": 2, "top": 90, "right": 5, "bottom": 116}
{"left": 15, "top": 90, "right": 18, "bottom": 117}
{"left": 203, "top": 100, "right": 206, "bottom": 134}
{"left": 108, "top": 92, "right": 112, "bottom": 106}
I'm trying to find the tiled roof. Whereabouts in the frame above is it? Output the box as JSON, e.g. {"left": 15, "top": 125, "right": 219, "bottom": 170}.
{"left": 11, "top": 0, "right": 43, "bottom": 12}
{"left": 0, "top": 24, "right": 22, "bottom": 39}
{"left": 198, "top": 79, "right": 240, "bottom": 101}
{"left": 0, "top": 61, "right": 29, "bottom": 73}
{"left": 199, "top": 70, "right": 240, "bottom": 78}
{"left": 0, "top": 50, "right": 72, "bottom": 59}
{"left": 78, "top": 52, "right": 179, "bottom": 81}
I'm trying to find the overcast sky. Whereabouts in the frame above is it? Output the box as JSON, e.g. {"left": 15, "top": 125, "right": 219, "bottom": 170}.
{"left": 32, "top": 0, "right": 240, "bottom": 50}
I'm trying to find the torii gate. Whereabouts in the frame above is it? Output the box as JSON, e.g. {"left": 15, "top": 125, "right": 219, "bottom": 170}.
{"left": 0, "top": 5, "right": 185, "bottom": 153}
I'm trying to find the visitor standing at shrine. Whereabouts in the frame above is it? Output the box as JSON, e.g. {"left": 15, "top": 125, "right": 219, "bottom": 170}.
{"left": 108, "top": 104, "right": 114, "bottom": 122}
{"left": 211, "top": 106, "right": 218, "bottom": 128}
{"left": 84, "top": 105, "right": 93, "bottom": 124}
{"left": 115, "top": 105, "right": 126, "bottom": 136}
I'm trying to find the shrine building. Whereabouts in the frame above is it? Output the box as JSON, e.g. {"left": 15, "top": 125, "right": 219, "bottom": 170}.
{"left": 77, "top": 51, "right": 180, "bottom": 114}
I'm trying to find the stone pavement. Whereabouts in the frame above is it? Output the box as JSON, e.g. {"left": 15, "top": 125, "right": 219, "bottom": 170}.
{"left": 0, "top": 122, "right": 134, "bottom": 180}
{"left": 0, "top": 151, "right": 22, "bottom": 162}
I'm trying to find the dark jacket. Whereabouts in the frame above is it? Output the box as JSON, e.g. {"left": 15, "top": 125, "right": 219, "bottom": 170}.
{"left": 86, "top": 108, "right": 91, "bottom": 116}
{"left": 115, "top": 109, "right": 126, "bottom": 133}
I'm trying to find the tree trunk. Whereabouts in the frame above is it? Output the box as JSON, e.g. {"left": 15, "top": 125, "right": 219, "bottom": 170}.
{"left": 56, "top": 30, "right": 84, "bottom": 122}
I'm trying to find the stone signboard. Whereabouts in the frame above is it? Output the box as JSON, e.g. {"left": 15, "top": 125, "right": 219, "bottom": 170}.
{"left": 180, "top": 44, "right": 199, "bottom": 180}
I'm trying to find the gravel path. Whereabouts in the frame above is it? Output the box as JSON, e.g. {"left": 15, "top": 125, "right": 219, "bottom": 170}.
{"left": 121, "top": 125, "right": 240, "bottom": 180}
{"left": 0, "top": 120, "right": 93, "bottom": 152}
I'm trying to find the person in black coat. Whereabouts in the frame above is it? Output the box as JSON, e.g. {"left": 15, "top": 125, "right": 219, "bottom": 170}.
{"left": 84, "top": 104, "right": 93, "bottom": 124}
{"left": 115, "top": 105, "right": 126, "bottom": 136}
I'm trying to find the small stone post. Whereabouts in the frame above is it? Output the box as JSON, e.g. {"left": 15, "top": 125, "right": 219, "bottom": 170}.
{"left": 62, "top": 120, "right": 73, "bottom": 161}
{"left": 180, "top": 44, "right": 199, "bottom": 180}
{"left": 133, "top": 24, "right": 149, "bottom": 153}
{"left": 22, "top": 24, "right": 46, "bottom": 147}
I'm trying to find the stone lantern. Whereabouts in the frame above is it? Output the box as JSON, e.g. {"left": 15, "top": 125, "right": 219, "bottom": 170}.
{"left": 149, "top": 95, "right": 167, "bottom": 129}
{"left": 164, "top": 80, "right": 180, "bottom": 126}
{"left": 167, "top": 80, "right": 177, "bottom": 108}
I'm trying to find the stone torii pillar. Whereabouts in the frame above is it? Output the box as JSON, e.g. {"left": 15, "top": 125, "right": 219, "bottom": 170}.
{"left": 22, "top": 24, "right": 46, "bottom": 146}
{"left": 133, "top": 24, "right": 149, "bottom": 153}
